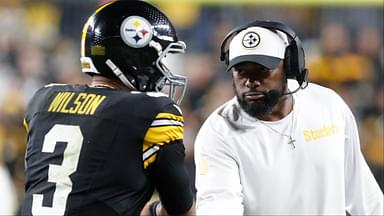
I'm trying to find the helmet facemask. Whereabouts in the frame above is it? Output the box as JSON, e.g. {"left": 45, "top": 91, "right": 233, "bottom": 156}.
{"left": 153, "top": 41, "right": 187, "bottom": 105}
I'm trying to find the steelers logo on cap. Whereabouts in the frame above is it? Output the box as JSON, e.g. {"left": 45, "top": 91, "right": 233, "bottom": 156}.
{"left": 120, "top": 16, "right": 153, "bottom": 48}
{"left": 242, "top": 31, "right": 260, "bottom": 48}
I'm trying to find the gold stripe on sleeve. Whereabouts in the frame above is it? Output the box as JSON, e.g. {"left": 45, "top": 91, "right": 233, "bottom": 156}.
{"left": 142, "top": 113, "right": 184, "bottom": 169}
{"left": 144, "top": 154, "right": 157, "bottom": 169}
{"left": 144, "top": 125, "right": 183, "bottom": 149}
{"left": 155, "top": 112, "right": 184, "bottom": 123}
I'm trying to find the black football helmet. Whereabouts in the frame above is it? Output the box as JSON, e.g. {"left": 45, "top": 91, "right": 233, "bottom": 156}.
{"left": 80, "top": 0, "right": 187, "bottom": 104}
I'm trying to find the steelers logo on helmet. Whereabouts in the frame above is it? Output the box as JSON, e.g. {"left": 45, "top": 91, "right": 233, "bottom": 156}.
{"left": 120, "top": 16, "right": 154, "bottom": 48}
{"left": 242, "top": 31, "right": 260, "bottom": 48}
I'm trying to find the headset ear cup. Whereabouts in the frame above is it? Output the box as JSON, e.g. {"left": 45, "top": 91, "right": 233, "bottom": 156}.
{"left": 225, "top": 51, "right": 229, "bottom": 66}
{"left": 285, "top": 44, "right": 301, "bottom": 79}
{"left": 284, "top": 45, "right": 294, "bottom": 78}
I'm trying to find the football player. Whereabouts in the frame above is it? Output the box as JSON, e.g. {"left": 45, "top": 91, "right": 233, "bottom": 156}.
{"left": 21, "top": 1, "right": 194, "bottom": 215}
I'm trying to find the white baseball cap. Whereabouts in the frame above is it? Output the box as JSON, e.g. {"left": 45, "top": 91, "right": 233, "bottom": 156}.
{"left": 227, "top": 26, "right": 289, "bottom": 71}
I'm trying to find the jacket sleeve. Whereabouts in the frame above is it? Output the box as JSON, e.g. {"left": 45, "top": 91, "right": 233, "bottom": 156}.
{"left": 343, "top": 105, "right": 384, "bottom": 215}
{"left": 194, "top": 118, "right": 244, "bottom": 215}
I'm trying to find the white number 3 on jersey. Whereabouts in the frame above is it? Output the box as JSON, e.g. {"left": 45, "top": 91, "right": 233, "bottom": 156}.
{"left": 32, "top": 124, "right": 83, "bottom": 215}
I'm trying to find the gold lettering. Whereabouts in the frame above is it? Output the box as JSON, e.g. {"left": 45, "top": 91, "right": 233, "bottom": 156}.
{"left": 69, "top": 93, "right": 87, "bottom": 114}
{"left": 48, "top": 92, "right": 106, "bottom": 115}
{"left": 78, "top": 94, "right": 96, "bottom": 114}
{"left": 303, "top": 131, "right": 312, "bottom": 142}
{"left": 85, "top": 95, "right": 106, "bottom": 115}
{"left": 303, "top": 125, "right": 340, "bottom": 142}
{"left": 55, "top": 92, "right": 72, "bottom": 112}
{"left": 48, "top": 92, "right": 67, "bottom": 112}
{"left": 332, "top": 125, "right": 339, "bottom": 134}
{"left": 60, "top": 93, "right": 76, "bottom": 113}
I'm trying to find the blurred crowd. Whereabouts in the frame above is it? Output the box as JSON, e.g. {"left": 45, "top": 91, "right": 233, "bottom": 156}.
{"left": 0, "top": 0, "right": 382, "bottom": 214}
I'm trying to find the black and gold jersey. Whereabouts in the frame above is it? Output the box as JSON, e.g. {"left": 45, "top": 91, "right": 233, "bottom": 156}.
{"left": 21, "top": 84, "right": 193, "bottom": 216}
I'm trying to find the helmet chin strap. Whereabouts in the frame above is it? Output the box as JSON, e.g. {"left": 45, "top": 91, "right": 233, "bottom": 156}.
{"left": 105, "top": 59, "right": 137, "bottom": 90}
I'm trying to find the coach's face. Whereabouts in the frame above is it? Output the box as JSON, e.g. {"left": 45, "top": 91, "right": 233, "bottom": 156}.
{"left": 232, "top": 61, "right": 287, "bottom": 118}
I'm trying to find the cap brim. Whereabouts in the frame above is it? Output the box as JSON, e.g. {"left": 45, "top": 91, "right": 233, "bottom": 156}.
{"left": 226, "top": 55, "right": 282, "bottom": 72}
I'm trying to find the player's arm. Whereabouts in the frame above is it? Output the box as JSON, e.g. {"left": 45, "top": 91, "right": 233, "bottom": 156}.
{"left": 144, "top": 140, "right": 195, "bottom": 216}
{"left": 194, "top": 118, "right": 244, "bottom": 215}
{"left": 141, "top": 103, "right": 195, "bottom": 216}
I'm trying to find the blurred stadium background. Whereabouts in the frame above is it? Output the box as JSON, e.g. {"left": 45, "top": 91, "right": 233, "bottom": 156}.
{"left": 0, "top": 0, "right": 382, "bottom": 214}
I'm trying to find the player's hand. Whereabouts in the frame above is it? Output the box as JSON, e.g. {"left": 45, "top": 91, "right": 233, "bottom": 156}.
{"left": 140, "top": 200, "right": 160, "bottom": 216}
